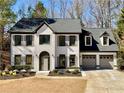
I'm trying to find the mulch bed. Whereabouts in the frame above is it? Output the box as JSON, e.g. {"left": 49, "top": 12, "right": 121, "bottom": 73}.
{"left": 0, "top": 72, "right": 36, "bottom": 80}
{"left": 48, "top": 70, "right": 82, "bottom": 77}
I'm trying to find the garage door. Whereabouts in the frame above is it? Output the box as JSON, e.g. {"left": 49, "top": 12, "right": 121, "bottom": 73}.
{"left": 82, "top": 55, "right": 96, "bottom": 70}
{"left": 100, "top": 55, "right": 113, "bottom": 69}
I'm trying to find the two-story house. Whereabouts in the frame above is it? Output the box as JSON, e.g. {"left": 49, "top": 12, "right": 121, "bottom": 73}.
{"left": 9, "top": 18, "right": 118, "bottom": 72}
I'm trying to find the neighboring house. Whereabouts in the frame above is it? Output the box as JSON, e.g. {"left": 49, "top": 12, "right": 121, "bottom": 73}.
{"left": 9, "top": 18, "right": 118, "bottom": 71}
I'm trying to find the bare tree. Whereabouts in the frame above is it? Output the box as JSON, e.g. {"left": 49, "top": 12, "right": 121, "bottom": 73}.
{"left": 49, "top": 0, "right": 56, "bottom": 18}
{"left": 88, "top": 0, "right": 122, "bottom": 28}
{"left": 68, "top": 0, "right": 84, "bottom": 26}
{"left": 58, "top": 0, "right": 69, "bottom": 18}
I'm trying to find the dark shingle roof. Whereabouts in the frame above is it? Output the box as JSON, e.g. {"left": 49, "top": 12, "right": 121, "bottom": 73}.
{"left": 80, "top": 28, "right": 118, "bottom": 52}
{"left": 9, "top": 18, "right": 82, "bottom": 33}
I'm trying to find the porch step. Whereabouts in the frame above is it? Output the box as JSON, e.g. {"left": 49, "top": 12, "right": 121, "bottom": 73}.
{"left": 36, "top": 71, "right": 50, "bottom": 76}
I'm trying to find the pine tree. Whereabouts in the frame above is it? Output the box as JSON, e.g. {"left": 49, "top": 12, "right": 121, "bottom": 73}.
{"left": 117, "top": 8, "right": 124, "bottom": 37}
{"left": 0, "top": 0, "right": 16, "bottom": 67}
{"left": 32, "top": 1, "right": 47, "bottom": 18}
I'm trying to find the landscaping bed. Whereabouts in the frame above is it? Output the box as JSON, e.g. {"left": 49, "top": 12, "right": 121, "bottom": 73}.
{"left": 48, "top": 69, "right": 82, "bottom": 76}
{"left": 0, "top": 71, "right": 36, "bottom": 80}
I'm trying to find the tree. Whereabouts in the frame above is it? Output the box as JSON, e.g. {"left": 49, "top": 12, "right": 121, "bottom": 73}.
{"left": 59, "top": 0, "right": 69, "bottom": 18}
{"left": 88, "top": 0, "right": 121, "bottom": 28}
{"left": 32, "top": 1, "right": 47, "bottom": 18}
{"left": 117, "top": 8, "right": 124, "bottom": 37}
{"left": 0, "top": 0, "right": 16, "bottom": 66}
{"left": 68, "top": 0, "right": 84, "bottom": 27}
{"left": 49, "top": 0, "right": 56, "bottom": 18}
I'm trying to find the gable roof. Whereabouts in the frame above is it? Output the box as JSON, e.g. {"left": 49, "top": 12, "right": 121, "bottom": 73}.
{"left": 80, "top": 28, "right": 118, "bottom": 52}
{"left": 9, "top": 18, "right": 82, "bottom": 34}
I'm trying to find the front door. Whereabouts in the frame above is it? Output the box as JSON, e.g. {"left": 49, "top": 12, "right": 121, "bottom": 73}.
{"left": 42, "top": 57, "right": 49, "bottom": 71}
{"left": 39, "top": 51, "right": 50, "bottom": 71}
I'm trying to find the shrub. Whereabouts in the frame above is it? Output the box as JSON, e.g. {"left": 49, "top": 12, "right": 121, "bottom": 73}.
{"left": 0, "top": 71, "right": 2, "bottom": 76}
{"left": 67, "top": 67, "right": 80, "bottom": 69}
{"left": 9, "top": 71, "right": 13, "bottom": 75}
{"left": 72, "top": 69, "right": 80, "bottom": 74}
{"left": 12, "top": 65, "right": 24, "bottom": 71}
{"left": 23, "top": 65, "right": 32, "bottom": 71}
{"left": 117, "top": 58, "right": 124, "bottom": 70}
{"left": 12, "top": 72, "right": 16, "bottom": 76}
{"left": 65, "top": 70, "right": 71, "bottom": 73}
{"left": 12, "top": 65, "right": 32, "bottom": 71}
{"left": 58, "top": 71, "right": 64, "bottom": 75}
{"left": 1, "top": 71, "right": 6, "bottom": 76}
{"left": 53, "top": 69, "right": 59, "bottom": 73}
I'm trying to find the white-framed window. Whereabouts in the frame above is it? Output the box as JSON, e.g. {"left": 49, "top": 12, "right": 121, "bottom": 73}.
{"left": 26, "top": 55, "right": 32, "bottom": 65}
{"left": 69, "top": 36, "right": 76, "bottom": 46}
{"left": 58, "top": 36, "right": 66, "bottom": 46}
{"left": 39, "top": 35, "right": 50, "bottom": 44}
{"left": 26, "top": 35, "right": 33, "bottom": 46}
{"left": 69, "top": 55, "right": 75, "bottom": 67}
{"left": 103, "top": 36, "right": 109, "bottom": 46}
{"left": 14, "top": 55, "right": 21, "bottom": 65}
{"left": 85, "top": 36, "right": 92, "bottom": 46}
{"left": 14, "top": 35, "right": 22, "bottom": 46}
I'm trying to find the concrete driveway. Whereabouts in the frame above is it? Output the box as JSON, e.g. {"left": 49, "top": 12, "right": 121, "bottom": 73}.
{"left": 85, "top": 70, "right": 124, "bottom": 93}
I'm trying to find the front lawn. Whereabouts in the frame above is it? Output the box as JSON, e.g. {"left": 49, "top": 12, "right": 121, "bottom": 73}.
{"left": 0, "top": 77, "right": 87, "bottom": 93}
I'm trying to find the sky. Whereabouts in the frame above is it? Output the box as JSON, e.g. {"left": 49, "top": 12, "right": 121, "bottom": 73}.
{"left": 12, "top": 0, "right": 91, "bottom": 25}
{"left": 11, "top": 0, "right": 122, "bottom": 28}
{"left": 12, "top": 0, "right": 47, "bottom": 14}
{"left": 12, "top": 0, "right": 90, "bottom": 17}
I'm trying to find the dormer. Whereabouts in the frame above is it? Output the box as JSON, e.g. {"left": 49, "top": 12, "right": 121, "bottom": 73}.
{"left": 85, "top": 33, "right": 92, "bottom": 46}
{"left": 100, "top": 31, "right": 109, "bottom": 46}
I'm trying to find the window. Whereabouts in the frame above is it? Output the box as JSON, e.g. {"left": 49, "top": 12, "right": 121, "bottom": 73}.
{"left": 69, "top": 36, "right": 76, "bottom": 46}
{"left": 26, "top": 35, "right": 33, "bottom": 46}
{"left": 58, "top": 36, "right": 65, "bottom": 46}
{"left": 85, "top": 36, "right": 92, "bottom": 46}
{"left": 39, "top": 35, "right": 50, "bottom": 44}
{"left": 14, "top": 35, "right": 22, "bottom": 46}
{"left": 103, "top": 36, "right": 109, "bottom": 46}
{"left": 26, "top": 55, "right": 32, "bottom": 65}
{"left": 59, "top": 55, "right": 66, "bottom": 68}
{"left": 15, "top": 55, "right": 21, "bottom": 65}
{"left": 70, "top": 55, "right": 75, "bottom": 67}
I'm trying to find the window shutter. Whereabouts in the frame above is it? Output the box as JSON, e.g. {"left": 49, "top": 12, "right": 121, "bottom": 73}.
{"left": 57, "top": 56, "right": 59, "bottom": 67}
{"left": 32, "top": 55, "right": 34, "bottom": 68}
{"left": 13, "top": 35, "right": 15, "bottom": 45}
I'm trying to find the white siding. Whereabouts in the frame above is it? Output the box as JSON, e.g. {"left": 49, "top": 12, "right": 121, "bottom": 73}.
{"left": 11, "top": 24, "right": 80, "bottom": 71}
{"left": 55, "top": 34, "right": 80, "bottom": 68}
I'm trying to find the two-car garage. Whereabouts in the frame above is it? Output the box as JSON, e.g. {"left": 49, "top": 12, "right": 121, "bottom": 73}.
{"left": 81, "top": 54, "right": 115, "bottom": 70}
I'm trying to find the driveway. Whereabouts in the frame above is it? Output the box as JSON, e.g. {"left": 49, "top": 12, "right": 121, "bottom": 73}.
{"left": 85, "top": 70, "right": 124, "bottom": 93}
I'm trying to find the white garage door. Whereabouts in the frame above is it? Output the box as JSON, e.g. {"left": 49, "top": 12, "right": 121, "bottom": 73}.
{"left": 82, "top": 55, "right": 96, "bottom": 70}
{"left": 100, "top": 55, "right": 113, "bottom": 69}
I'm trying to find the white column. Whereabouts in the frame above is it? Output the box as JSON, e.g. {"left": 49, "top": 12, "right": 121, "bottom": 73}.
{"left": 76, "top": 55, "right": 80, "bottom": 67}
{"left": 11, "top": 55, "right": 14, "bottom": 66}
{"left": 22, "top": 55, "right": 25, "bottom": 65}
{"left": 113, "top": 53, "right": 117, "bottom": 69}
{"left": 96, "top": 54, "right": 100, "bottom": 69}
{"left": 67, "top": 56, "right": 70, "bottom": 68}
{"left": 35, "top": 54, "right": 39, "bottom": 71}
{"left": 51, "top": 54, "right": 55, "bottom": 71}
